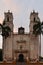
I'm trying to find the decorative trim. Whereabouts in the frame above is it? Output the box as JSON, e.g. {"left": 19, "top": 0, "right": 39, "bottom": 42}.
{"left": 17, "top": 40, "right": 26, "bottom": 43}
{"left": 14, "top": 50, "right": 28, "bottom": 53}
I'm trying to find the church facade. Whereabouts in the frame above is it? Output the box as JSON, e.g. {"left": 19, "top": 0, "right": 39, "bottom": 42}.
{"left": 3, "top": 10, "right": 40, "bottom": 62}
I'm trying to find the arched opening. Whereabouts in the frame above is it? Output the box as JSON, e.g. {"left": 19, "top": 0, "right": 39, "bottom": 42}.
{"left": 18, "top": 54, "right": 24, "bottom": 62}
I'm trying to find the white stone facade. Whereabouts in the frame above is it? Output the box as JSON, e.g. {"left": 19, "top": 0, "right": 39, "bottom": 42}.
{"left": 3, "top": 10, "right": 41, "bottom": 61}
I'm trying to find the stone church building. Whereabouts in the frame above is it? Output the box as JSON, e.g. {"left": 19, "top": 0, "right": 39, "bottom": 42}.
{"left": 3, "top": 10, "right": 40, "bottom": 61}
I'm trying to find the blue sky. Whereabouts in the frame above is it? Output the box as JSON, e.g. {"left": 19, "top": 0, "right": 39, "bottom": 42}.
{"left": 0, "top": 0, "right": 43, "bottom": 56}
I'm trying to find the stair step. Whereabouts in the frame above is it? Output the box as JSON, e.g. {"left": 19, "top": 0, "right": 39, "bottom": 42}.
{"left": 16, "top": 62, "right": 27, "bottom": 65}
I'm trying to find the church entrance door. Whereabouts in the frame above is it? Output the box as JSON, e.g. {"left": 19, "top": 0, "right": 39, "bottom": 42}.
{"left": 18, "top": 54, "right": 24, "bottom": 62}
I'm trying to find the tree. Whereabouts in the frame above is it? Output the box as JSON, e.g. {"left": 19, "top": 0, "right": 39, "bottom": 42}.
{"left": 33, "top": 22, "right": 41, "bottom": 35}
{"left": 0, "top": 21, "right": 11, "bottom": 61}
{"left": 33, "top": 20, "right": 43, "bottom": 60}
{"left": 0, "top": 20, "right": 11, "bottom": 38}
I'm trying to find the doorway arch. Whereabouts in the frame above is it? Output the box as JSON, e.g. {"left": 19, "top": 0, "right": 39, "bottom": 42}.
{"left": 18, "top": 53, "right": 24, "bottom": 62}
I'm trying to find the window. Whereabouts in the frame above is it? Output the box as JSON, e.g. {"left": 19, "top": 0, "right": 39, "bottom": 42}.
{"left": 34, "top": 17, "right": 35, "bottom": 22}
{"left": 7, "top": 16, "right": 9, "bottom": 21}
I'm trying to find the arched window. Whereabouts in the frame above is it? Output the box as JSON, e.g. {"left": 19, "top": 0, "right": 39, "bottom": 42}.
{"left": 7, "top": 16, "right": 9, "bottom": 21}
{"left": 34, "top": 17, "right": 35, "bottom": 22}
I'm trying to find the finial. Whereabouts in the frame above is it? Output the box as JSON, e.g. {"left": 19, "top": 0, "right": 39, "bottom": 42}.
{"left": 8, "top": 10, "right": 10, "bottom": 13}
{"left": 33, "top": 10, "right": 35, "bottom": 13}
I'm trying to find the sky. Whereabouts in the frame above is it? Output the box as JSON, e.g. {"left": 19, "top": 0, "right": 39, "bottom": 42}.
{"left": 0, "top": 0, "right": 43, "bottom": 56}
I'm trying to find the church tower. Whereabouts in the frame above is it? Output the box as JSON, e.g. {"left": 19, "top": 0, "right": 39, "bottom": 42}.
{"left": 29, "top": 10, "right": 40, "bottom": 34}
{"left": 3, "top": 10, "right": 13, "bottom": 61}
{"left": 4, "top": 10, "right": 13, "bottom": 32}
{"left": 2, "top": 10, "right": 41, "bottom": 62}
{"left": 29, "top": 10, "right": 40, "bottom": 61}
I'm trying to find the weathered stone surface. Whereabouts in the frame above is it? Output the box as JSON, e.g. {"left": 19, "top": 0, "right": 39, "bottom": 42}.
{"left": 3, "top": 10, "right": 41, "bottom": 62}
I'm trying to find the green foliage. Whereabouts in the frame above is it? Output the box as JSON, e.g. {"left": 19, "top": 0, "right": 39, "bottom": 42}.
{"left": 0, "top": 20, "right": 11, "bottom": 38}
{"left": 2, "top": 26, "right": 11, "bottom": 38}
{"left": 3, "top": 20, "right": 6, "bottom": 25}
{"left": 33, "top": 21, "right": 43, "bottom": 35}
{"left": 33, "top": 22, "right": 41, "bottom": 35}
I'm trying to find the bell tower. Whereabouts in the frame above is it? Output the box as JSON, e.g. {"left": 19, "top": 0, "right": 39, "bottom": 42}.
{"left": 4, "top": 10, "right": 13, "bottom": 32}
{"left": 29, "top": 10, "right": 40, "bottom": 34}
{"left": 3, "top": 10, "right": 13, "bottom": 61}
{"left": 29, "top": 10, "right": 40, "bottom": 61}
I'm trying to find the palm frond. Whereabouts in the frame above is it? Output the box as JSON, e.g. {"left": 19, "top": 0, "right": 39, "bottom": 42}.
{"left": 33, "top": 21, "right": 41, "bottom": 35}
